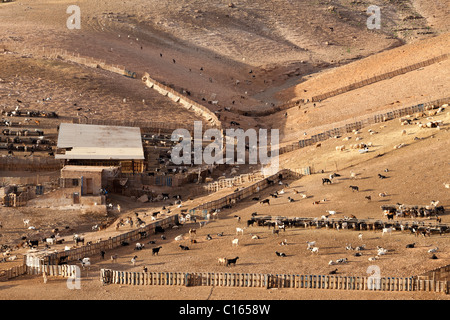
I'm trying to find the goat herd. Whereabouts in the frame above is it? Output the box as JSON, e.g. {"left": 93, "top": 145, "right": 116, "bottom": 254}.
{"left": 1, "top": 168, "right": 446, "bottom": 279}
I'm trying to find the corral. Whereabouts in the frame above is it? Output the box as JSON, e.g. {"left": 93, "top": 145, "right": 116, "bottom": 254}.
{"left": 0, "top": 0, "right": 449, "bottom": 302}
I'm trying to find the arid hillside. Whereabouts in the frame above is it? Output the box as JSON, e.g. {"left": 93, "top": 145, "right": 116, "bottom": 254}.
{"left": 0, "top": 0, "right": 449, "bottom": 301}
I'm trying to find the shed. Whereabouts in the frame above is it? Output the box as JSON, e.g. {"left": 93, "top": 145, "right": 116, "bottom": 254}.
{"left": 55, "top": 123, "right": 145, "bottom": 172}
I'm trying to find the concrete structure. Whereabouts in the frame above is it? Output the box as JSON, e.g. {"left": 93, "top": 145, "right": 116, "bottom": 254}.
{"left": 59, "top": 166, "right": 119, "bottom": 209}
{"left": 55, "top": 123, "right": 145, "bottom": 173}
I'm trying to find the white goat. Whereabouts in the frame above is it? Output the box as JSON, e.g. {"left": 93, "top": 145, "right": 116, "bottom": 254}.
{"left": 309, "top": 247, "right": 319, "bottom": 254}
{"left": 382, "top": 227, "right": 393, "bottom": 236}
{"left": 231, "top": 238, "right": 239, "bottom": 247}
{"left": 79, "top": 257, "right": 91, "bottom": 269}
{"left": 306, "top": 241, "right": 316, "bottom": 249}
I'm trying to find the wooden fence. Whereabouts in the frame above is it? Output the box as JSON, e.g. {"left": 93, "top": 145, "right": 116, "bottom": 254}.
{"left": 419, "top": 264, "right": 450, "bottom": 282}
{"left": 37, "top": 215, "right": 178, "bottom": 265}
{"left": 99, "top": 269, "right": 448, "bottom": 294}
{"left": 202, "top": 172, "right": 265, "bottom": 193}
{"left": 278, "top": 97, "right": 450, "bottom": 159}
{"left": 142, "top": 73, "right": 222, "bottom": 130}
{"left": 191, "top": 169, "right": 302, "bottom": 212}
{"left": 0, "top": 264, "right": 78, "bottom": 282}
{"left": 3, "top": 43, "right": 221, "bottom": 133}
{"left": 0, "top": 156, "right": 62, "bottom": 171}
{"left": 310, "top": 54, "right": 449, "bottom": 103}
{"left": 0, "top": 264, "right": 27, "bottom": 282}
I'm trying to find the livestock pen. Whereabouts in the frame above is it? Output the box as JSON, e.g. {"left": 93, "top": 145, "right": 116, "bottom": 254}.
{"left": 99, "top": 269, "right": 449, "bottom": 294}
{"left": 24, "top": 214, "right": 179, "bottom": 267}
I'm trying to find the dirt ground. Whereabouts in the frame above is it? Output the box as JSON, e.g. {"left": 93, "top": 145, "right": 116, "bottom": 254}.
{"left": 0, "top": 0, "right": 449, "bottom": 301}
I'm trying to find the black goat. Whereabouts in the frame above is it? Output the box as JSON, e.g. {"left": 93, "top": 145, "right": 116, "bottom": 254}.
{"left": 329, "top": 269, "right": 338, "bottom": 275}
{"left": 152, "top": 246, "right": 162, "bottom": 255}
{"left": 155, "top": 226, "right": 165, "bottom": 234}
{"left": 226, "top": 257, "right": 239, "bottom": 267}
{"left": 179, "top": 245, "right": 190, "bottom": 250}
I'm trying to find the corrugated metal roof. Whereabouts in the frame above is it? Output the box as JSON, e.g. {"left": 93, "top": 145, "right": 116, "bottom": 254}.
{"left": 56, "top": 123, "right": 144, "bottom": 160}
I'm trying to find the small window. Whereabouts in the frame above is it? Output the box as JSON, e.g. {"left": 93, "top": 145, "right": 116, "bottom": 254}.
{"left": 72, "top": 179, "right": 79, "bottom": 186}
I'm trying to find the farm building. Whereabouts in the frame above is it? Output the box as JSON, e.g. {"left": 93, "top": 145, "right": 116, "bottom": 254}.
{"left": 58, "top": 165, "right": 119, "bottom": 209}
{"left": 55, "top": 123, "right": 145, "bottom": 173}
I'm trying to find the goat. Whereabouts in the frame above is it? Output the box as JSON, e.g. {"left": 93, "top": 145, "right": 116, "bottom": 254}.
{"left": 131, "top": 256, "right": 138, "bottom": 266}
{"left": 275, "top": 251, "right": 287, "bottom": 257}
{"left": 306, "top": 241, "right": 316, "bottom": 249}
{"left": 406, "top": 243, "right": 415, "bottom": 248}
{"left": 335, "top": 258, "right": 347, "bottom": 264}
{"left": 349, "top": 185, "right": 359, "bottom": 192}
{"left": 175, "top": 235, "right": 184, "bottom": 241}
{"left": 151, "top": 246, "right": 162, "bottom": 255}
{"left": 79, "top": 257, "right": 91, "bottom": 269}
{"left": 279, "top": 239, "right": 288, "bottom": 246}
{"left": 329, "top": 269, "right": 338, "bottom": 275}
{"left": 218, "top": 257, "right": 227, "bottom": 266}
{"left": 179, "top": 244, "right": 190, "bottom": 251}
{"left": 309, "top": 247, "right": 319, "bottom": 254}
{"left": 330, "top": 173, "right": 341, "bottom": 180}
{"left": 74, "top": 236, "right": 85, "bottom": 246}
{"left": 110, "top": 254, "right": 118, "bottom": 263}
{"left": 236, "top": 227, "right": 245, "bottom": 235}
{"left": 322, "top": 178, "right": 332, "bottom": 185}
{"left": 226, "top": 257, "right": 239, "bottom": 267}
{"left": 260, "top": 199, "right": 270, "bottom": 205}
{"left": 428, "top": 247, "right": 438, "bottom": 253}
{"left": 231, "top": 238, "right": 239, "bottom": 246}
{"left": 135, "top": 243, "right": 145, "bottom": 250}
{"left": 382, "top": 227, "right": 393, "bottom": 236}
{"left": 378, "top": 174, "right": 387, "bottom": 179}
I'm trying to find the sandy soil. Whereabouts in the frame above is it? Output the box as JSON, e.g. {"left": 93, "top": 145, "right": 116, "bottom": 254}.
{"left": 0, "top": 0, "right": 449, "bottom": 301}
